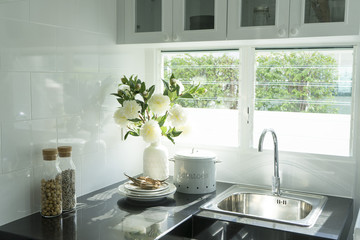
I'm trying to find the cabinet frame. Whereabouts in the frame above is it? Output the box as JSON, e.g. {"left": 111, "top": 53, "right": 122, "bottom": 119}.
{"left": 124, "top": 0, "right": 173, "bottom": 43}
{"left": 227, "top": 0, "right": 290, "bottom": 40}
{"left": 289, "top": 0, "right": 360, "bottom": 38}
{"left": 172, "top": 0, "right": 227, "bottom": 42}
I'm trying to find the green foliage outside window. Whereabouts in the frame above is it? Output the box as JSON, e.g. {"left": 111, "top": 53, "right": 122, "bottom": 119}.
{"left": 256, "top": 51, "right": 339, "bottom": 113}
{"left": 163, "top": 52, "right": 240, "bottom": 109}
{"left": 163, "top": 51, "right": 341, "bottom": 113}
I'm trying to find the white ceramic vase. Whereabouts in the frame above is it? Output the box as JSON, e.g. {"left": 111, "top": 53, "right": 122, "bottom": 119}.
{"left": 143, "top": 141, "right": 169, "bottom": 180}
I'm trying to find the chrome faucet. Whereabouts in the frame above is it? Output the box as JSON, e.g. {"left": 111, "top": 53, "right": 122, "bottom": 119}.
{"left": 258, "top": 128, "right": 281, "bottom": 196}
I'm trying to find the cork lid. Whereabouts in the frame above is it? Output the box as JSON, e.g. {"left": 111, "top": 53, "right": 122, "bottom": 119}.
{"left": 42, "top": 148, "right": 58, "bottom": 161}
{"left": 58, "top": 146, "right": 72, "bottom": 157}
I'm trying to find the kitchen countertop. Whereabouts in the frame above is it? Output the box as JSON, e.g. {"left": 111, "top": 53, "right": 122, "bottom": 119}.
{"left": 0, "top": 179, "right": 353, "bottom": 240}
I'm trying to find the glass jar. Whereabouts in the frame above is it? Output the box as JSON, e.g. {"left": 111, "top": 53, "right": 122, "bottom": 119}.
{"left": 58, "top": 146, "right": 76, "bottom": 212}
{"left": 41, "top": 148, "right": 62, "bottom": 218}
{"left": 253, "top": 6, "right": 270, "bottom": 26}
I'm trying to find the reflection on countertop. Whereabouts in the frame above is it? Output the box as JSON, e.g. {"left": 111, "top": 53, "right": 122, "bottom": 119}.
{"left": 0, "top": 178, "right": 226, "bottom": 240}
{"left": 0, "top": 178, "right": 354, "bottom": 240}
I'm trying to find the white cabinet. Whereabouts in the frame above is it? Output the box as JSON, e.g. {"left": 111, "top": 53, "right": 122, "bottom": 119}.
{"left": 227, "top": 0, "right": 360, "bottom": 40}
{"left": 121, "top": 0, "right": 227, "bottom": 44}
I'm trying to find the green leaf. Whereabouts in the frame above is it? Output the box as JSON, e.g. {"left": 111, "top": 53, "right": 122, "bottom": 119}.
{"left": 161, "top": 126, "right": 167, "bottom": 135}
{"left": 171, "top": 129, "right": 182, "bottom": 137}
{"left": 179, "top": 92, "right": 193, "bottom": 98}
{"left": 158, "top": 113, "right": 168, "bottom": 127}
{"left": 196, "top": 87, "right": 207, "bottom": 95}
{"left": 117, "top": 98, "right": 125, "bottom": 105}
{"left": 128, "top": 118, "right": 141, "bottom": 123}
{"left": 166, "top": 134, "right": 175, "bottom": 144}
{"left": 124, "top": 131, "right": 131, "bottom": 140}
{"left": 148, "top": 85, "right": 155, "bottom": 99}
{"left": 162, "top": 79, "right": 170, "bottom": 91}
{"left": 129, "top": 131, "right": 139, "bottom": 137}
{"left": 140, "top": 82, "right": 146, "bottom": 93}
{"left": 175, "top": 84, "right": 180, "bottom": 96}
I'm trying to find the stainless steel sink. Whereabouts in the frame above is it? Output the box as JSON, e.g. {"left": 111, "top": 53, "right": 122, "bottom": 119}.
{"left": 201, "top": 185, "right": 327, "bottom": 226}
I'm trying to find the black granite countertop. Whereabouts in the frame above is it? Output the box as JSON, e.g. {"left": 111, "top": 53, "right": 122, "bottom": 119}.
{"left": 0, "top": 179, "right": 353, "bottom": 240}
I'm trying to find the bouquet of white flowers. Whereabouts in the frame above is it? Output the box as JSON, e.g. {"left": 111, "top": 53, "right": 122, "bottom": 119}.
{"left": 112, "top": 74, "right": 205, "bottom": 144}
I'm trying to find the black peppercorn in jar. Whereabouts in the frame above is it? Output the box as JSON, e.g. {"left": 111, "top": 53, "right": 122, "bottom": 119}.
{"left": 58, "top": 146, "right": 76, "bottom": 212}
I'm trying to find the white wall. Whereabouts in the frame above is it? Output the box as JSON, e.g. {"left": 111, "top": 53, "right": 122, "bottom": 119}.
{"left": 0, "top": 0, "right": 146, "bottom": 225}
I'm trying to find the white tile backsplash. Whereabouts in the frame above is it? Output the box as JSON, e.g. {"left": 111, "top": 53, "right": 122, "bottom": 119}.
{"left": 29, "top": 0, "right": 58, "bottom": 26}
{"left": 0, "top": 0, "right": 29, "bottom": 21}
{"left": 1, "top": 121, "right": 32, "bottom": 173}
{"left": 31, "top": 72, "right": 65, "bottom": 119}
{"left": 0, "top": 19, "right": 56, "bottom": 72}
{"left": 31, "top": 119, "right": 57, "bottom": 166}
{"left": 56, "top": 28, "right": 99, "bottom": 72}
{"left": 0, "top": 169, "right": 32, "bottom": 225}
{"left": 76, "top": 0, "right": 99, "bottom": 33}
{"left": 0, "top": 0, "right": 145, "bottom": 225}
{"left": 0, "top": 72, "right": 31, "bottom": 121}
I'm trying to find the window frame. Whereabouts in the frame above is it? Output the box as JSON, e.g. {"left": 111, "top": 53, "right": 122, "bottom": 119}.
{"left": 155, "top": 44, "right": 359, "bottom": 161}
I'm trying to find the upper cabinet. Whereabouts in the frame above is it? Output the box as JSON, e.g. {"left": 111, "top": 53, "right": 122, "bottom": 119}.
{"left": 122, "top": 0, "right": 227, "bottom": 44}
{"left": 118, "top": 0, "right": 360, "bottom": 44}
{"left": 227, "top": 0, "right": 360, "bottom": 40}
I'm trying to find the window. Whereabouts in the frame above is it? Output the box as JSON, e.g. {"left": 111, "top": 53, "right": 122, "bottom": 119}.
{"left": 254, "top": 48, "right": 353, "bottom": 156}
{"left": 160, "top": 48, "right": 354, "bottom": 156}
{"left": 162, "top": 50, "right": 240, "bottom": 146}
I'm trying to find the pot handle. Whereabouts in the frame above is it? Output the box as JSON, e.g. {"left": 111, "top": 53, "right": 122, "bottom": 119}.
{"left": 215, "top": 158, "right": 222, "bottom": 164}
{"left": 169, "top": 158, "right": 175, "bottom": 162}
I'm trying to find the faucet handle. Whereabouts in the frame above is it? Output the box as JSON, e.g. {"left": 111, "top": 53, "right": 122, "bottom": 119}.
{"left": 272, "top": 176, "right": 281, "bottom": 196}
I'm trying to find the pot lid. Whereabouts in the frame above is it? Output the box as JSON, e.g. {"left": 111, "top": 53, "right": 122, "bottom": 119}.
{"left": 174, "top": 149, "right": 216, "bottom": 161}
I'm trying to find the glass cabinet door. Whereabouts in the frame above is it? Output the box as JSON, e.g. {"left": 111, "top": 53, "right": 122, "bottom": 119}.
{"left": 227, "top": 0, "right": 290, "bottom": 40}
{"left": 240, "top": 0, "right": 277, "bottom": 27}
{"left": 124, "top": 0, "right": 172, "bottom": 43}
{"left": 289, "top": 0, "right": 360, "bottom": 37}
{"left": 172, "top": 0, "right": 227, "bottom": 42}
{"left": 304, "top": 0, "right": 345, "bottom": 23}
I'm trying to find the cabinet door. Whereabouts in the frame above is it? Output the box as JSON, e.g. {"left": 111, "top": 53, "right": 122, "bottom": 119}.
{"left": 124, "top": 0, "right": 173, "bottom": 43}
{"left": 227, "top": 0, "right": 290, "bottom": 40}
{"left": 289, "top": 0, "right": 360, "bottom": 38}
{"left": 172, "top": 0, "right": 227, "bottom": 42}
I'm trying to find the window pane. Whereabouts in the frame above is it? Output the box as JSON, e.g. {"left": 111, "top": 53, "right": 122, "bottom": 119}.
{"left": 254, "top": 49, "right": 353, "bottom": 156}
{"left": 162, "top": 51, "right": 240, "bottom": 146}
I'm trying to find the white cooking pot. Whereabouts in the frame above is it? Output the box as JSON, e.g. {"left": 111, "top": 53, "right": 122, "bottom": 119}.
{"left": 170, "top": 149, "right": 220, "bottom": 194}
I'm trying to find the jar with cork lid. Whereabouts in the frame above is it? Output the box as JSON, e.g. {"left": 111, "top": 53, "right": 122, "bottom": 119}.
{"left": 41, "top": 148, "right": 62, "bottom": 218}
{"left": 58, "top": 146, "right": 76, "bottom": 212}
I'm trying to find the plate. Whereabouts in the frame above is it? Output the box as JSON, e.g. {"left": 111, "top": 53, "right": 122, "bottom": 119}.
{"left": 124, "top": 181, "right": 169, "bottom": 193}
{"left": 119, "top": 183, "right": 176, "bottom": 202}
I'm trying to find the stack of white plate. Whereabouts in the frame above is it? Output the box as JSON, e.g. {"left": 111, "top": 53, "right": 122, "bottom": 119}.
{"left": 118, "top": 181, "right": 176, "bottom": 202}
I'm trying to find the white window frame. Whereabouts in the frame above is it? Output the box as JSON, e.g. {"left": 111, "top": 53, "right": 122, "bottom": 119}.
{"left": 155, "top": 44, "right": 359, "bottom": 162}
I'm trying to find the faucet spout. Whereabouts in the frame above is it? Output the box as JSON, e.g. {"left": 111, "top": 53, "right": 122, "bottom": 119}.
{"left": 258, "top": 128, "right": 281, "bottom": 196}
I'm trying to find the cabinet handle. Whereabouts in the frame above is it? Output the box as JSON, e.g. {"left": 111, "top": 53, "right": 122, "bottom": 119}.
{"left": 278, "top": 28, "right": 287, "bottom": 37}
{"left": 290, "top": 27, "right": 299, "bottom": 36}
{"left": 173, "top": 33, "right": 180, "bottom": 41}
{"left": 163, "top": 34, "right": 170, "bottom": 42}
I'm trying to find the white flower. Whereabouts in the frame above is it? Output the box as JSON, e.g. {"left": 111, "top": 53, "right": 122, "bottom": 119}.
{"left": 119, "top": 84, "right": 130, "bottom": 92}
{"left": 148, "top": 94, "right": 170, "bottom": 115}
{"left": 123, "top": 100, "right": 141, "bottom": 119}
{"left": 168, "top": 104, "right": 187, "bottom": 127}
{"left": 140, "top": 120, "right": 162, "bottom": 143}
{"left": 171, "top": 79, "right": 185, "bottom": 94}
{"left": 177, "top": 81, "right": 185, "bottom": 94}
{"left": 113, "top": 108, "right": 128, "bottom": 127}
{"left": 177, "top": 124, "right": 191, "bottom": 137}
